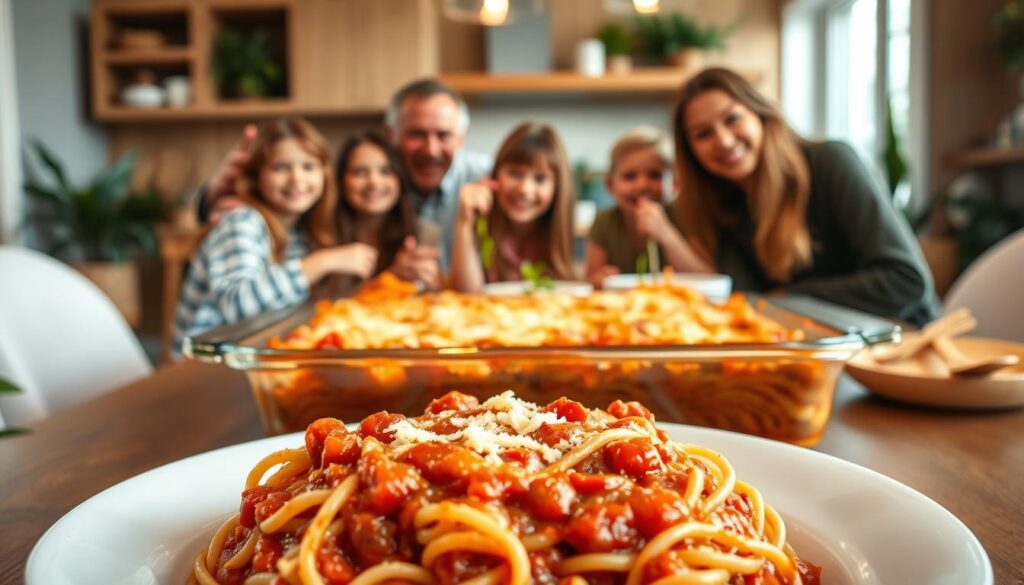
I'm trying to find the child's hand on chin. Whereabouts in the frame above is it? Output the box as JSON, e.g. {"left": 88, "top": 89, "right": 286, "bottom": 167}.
{"left": 635, "top": 198, "right": 671, "bottom": 242}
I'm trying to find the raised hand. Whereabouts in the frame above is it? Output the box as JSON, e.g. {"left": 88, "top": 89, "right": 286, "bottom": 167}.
{"left": 329, "top": 243, "right": 379, "bottom": 279}
{"left": 206, "top": 124, "right": 258, "bottom": 221}
{"left": 457, "top": 179, "right": 497, "bottom": 225}
{"left": 636, "top": 198, "right": 672, "bottom": 242}
{"left": 390, "top": 236, "right": 442, "bottom": 290}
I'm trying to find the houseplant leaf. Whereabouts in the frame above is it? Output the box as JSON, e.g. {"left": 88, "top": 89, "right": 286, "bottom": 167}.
{"left": 883, "top": 98, "right": 908, "bottom": 199}
{"left": 995, "top": 0, "right": 1024, "bottom": 70}
{"left": 23, "top": 183, "right": 69, "bottom": 209}
{"left": 0, "top": 377, "right": 29, "bottom": 437}
{"left": 118, "top": 222, "right": 157, "bottom": 256}
{"left": 49, "top": 237, "right": 77, "bottom": 260}
{"left": 214, "top": 25, "right": 281, "bottom": 98}
{"left": 23, "top": 139, "right": 152, "bottom": 262}
{"left": 30, "top": 140, "right": 72, "bottom": 197}
{"left": 598, "top": 23, "right": 632, "bottom": 56}
{"left": 92, "top": 151, "right": 139, "bottom": 205}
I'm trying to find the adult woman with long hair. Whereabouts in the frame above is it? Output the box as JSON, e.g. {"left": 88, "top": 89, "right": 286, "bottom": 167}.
{"left": 673, "top": 67, "right": 939, "bottom": 325}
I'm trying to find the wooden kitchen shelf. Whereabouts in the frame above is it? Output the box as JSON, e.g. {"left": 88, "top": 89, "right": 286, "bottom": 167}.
{"left": 441, "top": 67, "right": 763, "bottom": 96}
{"left": 102, "top": 47, "right": 195, "bottom": 65}
{"left": 92, "top": 0, "right": 300, "bottom": 121}
{"left": 94, "top": 100, "right": 387, "bottom": 123}
{"left": 945, "top": 147, "right": 1024, "bottom": 169}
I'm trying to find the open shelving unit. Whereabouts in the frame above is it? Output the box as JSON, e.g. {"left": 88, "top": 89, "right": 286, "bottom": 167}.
{"left": 90, "top": 0, "right": 296, "bottom": 121}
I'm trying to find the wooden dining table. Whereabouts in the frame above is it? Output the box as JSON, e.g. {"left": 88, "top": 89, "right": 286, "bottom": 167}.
{"left": 1, "top": 360, "right": 1021, "bottom": 585}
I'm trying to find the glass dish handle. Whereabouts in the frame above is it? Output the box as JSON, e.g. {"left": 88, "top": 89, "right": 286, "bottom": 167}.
{"left": 766, "top": 295, "right": 902, "bottom": 346}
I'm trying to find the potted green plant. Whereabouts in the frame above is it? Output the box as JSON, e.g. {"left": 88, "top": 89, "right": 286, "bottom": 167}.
{"left": 212, "top": 26, "right": 282, "bottom": 99}
{"left": 0, "top": 378, "right": 27, "bottom": 437}
{"left": 634, "top": 12, "right": 728, "bottom": 69}
{"left": 995, "top": 1, "right": 1024, "bottom": 144}
{"left": 995, "top": 0, "right": 1024, "bottom": 70}
{"left": 23, "top": 141, "right": 163, "bottom": 326}
{"left": 598, "top": 23, "right": 633, "bottom": 74}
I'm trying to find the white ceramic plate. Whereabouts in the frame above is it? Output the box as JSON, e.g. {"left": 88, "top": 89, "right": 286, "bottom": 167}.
{"left": 481, "top": 280, "right": 593, "bottom": 296}
{"left": 27, "top": 425, "right": 992, "bottom": 585}
{"left": 847, "top": 336, "right": 1024, "bottom": 409}
{"left": 602, "top": 273, "right": 732, "bottom": 302}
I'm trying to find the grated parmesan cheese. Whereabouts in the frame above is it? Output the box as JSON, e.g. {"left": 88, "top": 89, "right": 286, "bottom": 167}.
{"left": 384, "top": 391, "right": 588, "bottom": 470}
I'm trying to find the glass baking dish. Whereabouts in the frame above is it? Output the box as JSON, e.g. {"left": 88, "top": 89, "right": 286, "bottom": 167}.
{"left": 185, "top": 294, "right": 898, "bottom": 446}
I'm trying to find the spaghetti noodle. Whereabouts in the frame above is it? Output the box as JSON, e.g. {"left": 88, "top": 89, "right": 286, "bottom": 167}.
{"left": 191, "top": 391, "right": 821, "bottom": 585}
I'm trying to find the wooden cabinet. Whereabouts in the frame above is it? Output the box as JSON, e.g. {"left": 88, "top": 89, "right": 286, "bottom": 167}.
{"left": 91, "top": 0, "right": 199, "bottom": 120}
{"left": 90, "top": 0, "right": 438, "bottom": 121}
{"left": 944, "top": 147, "right": 1024, "bottom": 169}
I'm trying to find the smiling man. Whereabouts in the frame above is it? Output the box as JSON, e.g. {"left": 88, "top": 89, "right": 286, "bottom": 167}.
{"left": 384, "top": 79, "right": 492, "bottom": 264}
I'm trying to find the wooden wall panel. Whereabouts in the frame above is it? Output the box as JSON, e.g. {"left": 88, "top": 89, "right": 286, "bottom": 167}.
{"left": 928, "top": 0, "right": 1019, "bottom": 191}
{"left": 440, "top": 17, "right": 486, "bottom": 73}
{"left": 294, "top": 0, "right": 439, "bottom": 110}
{"left": 108, "top": 115, "right": 380, "bottom": 200}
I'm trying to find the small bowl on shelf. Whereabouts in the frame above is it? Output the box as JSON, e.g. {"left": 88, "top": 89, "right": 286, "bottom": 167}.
{"left": 120, "top": 84, "right": 165, "bottom": 109}
{"left": 602, "top": 272, "right": 733, "bottom": 302}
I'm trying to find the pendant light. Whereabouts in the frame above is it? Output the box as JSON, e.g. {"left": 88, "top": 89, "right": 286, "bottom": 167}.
{"left": 442, "top": 0, "right": 547, "bottom": 26}
{"left": 603, "top": 0, "right": 661, "bottom": 14}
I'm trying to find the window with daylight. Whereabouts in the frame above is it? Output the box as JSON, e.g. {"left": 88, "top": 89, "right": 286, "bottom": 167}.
{"left": 782, "top": 0, "right": 920, "bottom": 207}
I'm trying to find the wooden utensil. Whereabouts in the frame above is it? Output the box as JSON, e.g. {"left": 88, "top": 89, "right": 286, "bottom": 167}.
{"left": 647, "top": 239, "right": 661, "bottom": 274}
{"left": 931, "top": 335, "right": 1021, "bottom": 376}
{"left": 871, "top": 308, "right": 976, "bottom": 362}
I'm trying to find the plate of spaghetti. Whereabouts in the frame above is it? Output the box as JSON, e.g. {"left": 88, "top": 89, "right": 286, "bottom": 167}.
{"left": 27, "top": 392, "right": 991, "bottom": 585}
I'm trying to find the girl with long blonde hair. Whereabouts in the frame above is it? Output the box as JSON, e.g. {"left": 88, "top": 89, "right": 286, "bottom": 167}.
{"left": 449, "top": 122, "right": 576, "bottom": 293}
{"left": 674, "top": 67, "right": 938, "bottom": 325}
{"left": 174, "top": 118, "right": 379, "bottom": 350}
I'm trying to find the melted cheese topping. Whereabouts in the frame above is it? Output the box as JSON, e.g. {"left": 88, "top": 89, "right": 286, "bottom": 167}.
{"left": 271, "top": 273, "right": 802, "bottom": 351}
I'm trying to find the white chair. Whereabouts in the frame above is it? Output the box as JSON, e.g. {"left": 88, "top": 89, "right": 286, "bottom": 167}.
{"left": 0, "top": 246, "right": 152, "bottom": 427}
{"left": 944, "top": 228, "right": 1024, "bottom": 343}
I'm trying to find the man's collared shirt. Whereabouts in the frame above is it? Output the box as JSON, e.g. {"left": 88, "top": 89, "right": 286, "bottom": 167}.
{"left": 415, "top": 149, "right": 492, "bottom": 268}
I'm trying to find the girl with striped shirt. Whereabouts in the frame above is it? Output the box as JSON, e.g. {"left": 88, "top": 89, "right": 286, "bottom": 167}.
{"left": 173, "top": 118, "right": 376, "bottom": 352}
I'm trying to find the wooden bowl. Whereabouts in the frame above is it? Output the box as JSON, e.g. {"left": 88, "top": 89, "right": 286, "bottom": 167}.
{"left": 846, "top": 336, "right": 1024, "bottom": 409}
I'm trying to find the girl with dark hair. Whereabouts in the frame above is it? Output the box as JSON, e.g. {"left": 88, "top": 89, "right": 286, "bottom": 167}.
{"left": 333, "top": 131, "right": 441, "bottom": 291}
{"left": 673, "top": 67, "right": 939, "bottom": 325}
